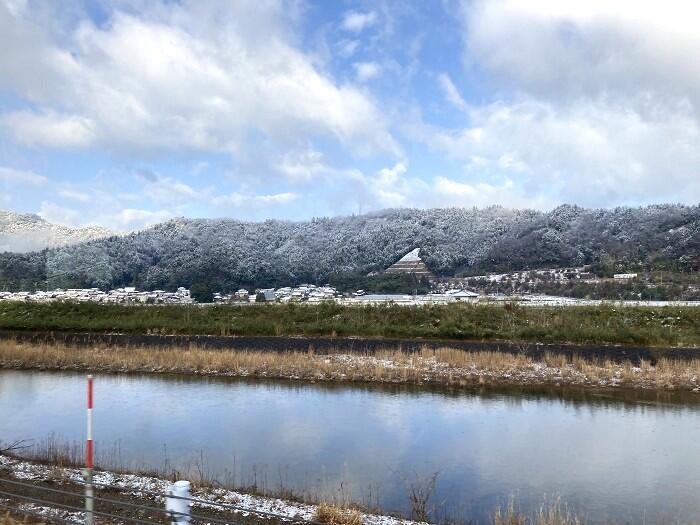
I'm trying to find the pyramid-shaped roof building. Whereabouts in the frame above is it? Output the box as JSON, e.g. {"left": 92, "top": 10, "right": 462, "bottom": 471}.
{"left": 385, "top": 248, "right": 433, "bottom": 277}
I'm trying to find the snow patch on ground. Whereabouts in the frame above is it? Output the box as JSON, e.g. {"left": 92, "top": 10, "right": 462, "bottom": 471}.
{"left": 0, "top": 455, "right": 425, "bottom": 525}
{"left": 317, "top": 353, "right": 699, "bottom": 391}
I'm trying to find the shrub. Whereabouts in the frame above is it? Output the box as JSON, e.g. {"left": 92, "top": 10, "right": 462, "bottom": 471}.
{"left": 314, "top": 503, "right": 363, "bottom": 525}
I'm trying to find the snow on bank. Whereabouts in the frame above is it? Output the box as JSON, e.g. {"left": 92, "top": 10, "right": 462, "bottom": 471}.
{"left": 312, "top": 353, "right": 700, "bottom": 391}
{"left": 0, "top": 455, "right": 425, "bottom": 525}
{"left": 15, "top": 503, "right": 83, "bottom": 523}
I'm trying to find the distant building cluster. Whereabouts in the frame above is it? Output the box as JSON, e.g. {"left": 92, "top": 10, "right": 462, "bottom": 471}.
{"left": 213, "top": 285, "right": 479, "bottom": 305}
{"left": 0, "top": 287, "right": 193, "bottom": 304}
{"left": 349, "top": 289, "right": 479, "bottom": 305}
{"left": 214, "top": 284, "right": 340, "bottom": 304}
{"left": 463, "top": 267, "right": 598, "bottom": 285}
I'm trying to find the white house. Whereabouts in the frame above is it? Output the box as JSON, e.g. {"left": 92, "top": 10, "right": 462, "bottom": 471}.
{"left": 445, "top": 289, "right": 479, "bottom": 302}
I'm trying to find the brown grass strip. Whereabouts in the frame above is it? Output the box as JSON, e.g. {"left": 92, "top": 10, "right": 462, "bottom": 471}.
{"left": 2, "top": 341, "right": 700, "bottom": 391}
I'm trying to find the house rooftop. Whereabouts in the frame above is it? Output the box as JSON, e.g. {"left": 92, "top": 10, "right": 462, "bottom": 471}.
{"left": 398, "top": 248, "right": 421, "bottom": 262}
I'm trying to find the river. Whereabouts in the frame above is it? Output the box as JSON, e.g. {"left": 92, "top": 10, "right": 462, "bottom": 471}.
{"left": 1, "top": 370, "right": 699, "bottom": 523}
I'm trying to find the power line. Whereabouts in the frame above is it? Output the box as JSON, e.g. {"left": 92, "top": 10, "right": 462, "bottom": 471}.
{"left": 0, "top": 488, "right": 163, "bottom": 525}
{"left": 72, "top": 478, "right": 324, "bottom": 525}
{"left": 0, "top": 478, "right": 84, "bottom": 498}
{"left": 0, "top": 478, "right": 244, "bottom": 525}
{"left": 1, "top": 459, "right": 325, "bottom": 525}
{"left": 0, "top": 500, "right": 79, "bottom": 525}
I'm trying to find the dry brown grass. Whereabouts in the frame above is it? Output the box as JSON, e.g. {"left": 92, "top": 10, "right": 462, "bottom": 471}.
{"left": 2, "top": 340, "right": 700, "bottom": 391}
{"left": 534, "top": 498, "right": 582, "bottom": 525}
{"left": 494, "top": 501, "right": 526, "bottom": 525}
{"left": 314, "top": 503, "right": 364, "bottom": 525}
{"left": 494, "top": 497, "right": 582, "bottom": 525}
{"left": 1, "top": 512, "right": 41, "bottom": 525}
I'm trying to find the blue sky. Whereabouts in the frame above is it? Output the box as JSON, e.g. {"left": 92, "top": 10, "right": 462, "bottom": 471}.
{"left": 1, "top": 0, "right": 699, "bottom": 230}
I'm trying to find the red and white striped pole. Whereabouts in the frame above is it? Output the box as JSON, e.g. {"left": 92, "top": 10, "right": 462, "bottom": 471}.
{"left": 86, "top": 375, "right": 94, "bottom": 469}
{"left": 84, "top": 375, "right": 94, "bottom": 525}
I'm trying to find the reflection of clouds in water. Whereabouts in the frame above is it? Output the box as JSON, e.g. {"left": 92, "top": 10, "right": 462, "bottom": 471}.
{"left": 3, "top": 371, "right": 700, "bottom": 521}
{"left": 452, "top": 397, "right": 700, "bottom": 521}
{"left": 263, "top": 388, "right": 418, "bottom": 504}
{"left": 0, "top": 371, "right": 83, "bottom": 440}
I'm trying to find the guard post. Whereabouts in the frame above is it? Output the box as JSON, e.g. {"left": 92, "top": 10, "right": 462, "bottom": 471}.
{"left": 166, "top": 480, "right": 192, "bottom": 525}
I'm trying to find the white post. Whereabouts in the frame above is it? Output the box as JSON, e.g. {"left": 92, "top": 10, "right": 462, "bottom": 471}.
{"left": 166, "top": 480, "right": 192, "bottom": 525}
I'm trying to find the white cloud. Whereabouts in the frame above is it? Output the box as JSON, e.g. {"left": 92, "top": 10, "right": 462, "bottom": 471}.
{"left": 277, "top": 147, "right": 325, "bottom": 181}
{"left": 38, "top": 201, "right": 80, "bottom": 226}
{"left": 341, "top": 11, "right": 377, "bottom": 33}
{"left": 0, "top": 1, "right": 397, "bottom": 156}
{"left": 58, "top": 189, "right": 92, "bottom": 203}
{"left": 431, "top": 176, "right": 537, "bottom": 208}
{"left": 0, "top": 166, "right": 48, "bottom": 185}
{"left": 37, "top": 180, "right": 175, "bottom": 231}
{"left": 5, "top": 0, "right": 699, "bottom": 221}
{"left": 463, "top": 0, "right": 700, "bottom": 110}
{"left": 2, "top": 111, "right": 94, "bottom": 148}
{"left": 255, "top": 192, "right": 298, "bottom": 205}
{"left": 372, "top": 162, "right": 409, "bottom": 207}
{"left": 213, "top": 191, "right": 298, "bottom": 208}
{"left": 437, "top": 73, "right": 467, "bottom": 111}
{"left": 345, "top": 161, "right": 541, "bottom": 211}
{"left": 354, "top": 62, "right": 381, "bottom": 82}
{"left": 133, "top": 169, "right": 204, "bottom": 204}
{"left": 336, "top": 39, "right": 359, "bottom": 58}
{"left": 404, "top": 0, "right": 700, "bottom": 207}
{"left": 416, "top": 97, "right": 700, "bottom": 206}
{"left": 100, "top": 208, "right": 174, "bottom": 231}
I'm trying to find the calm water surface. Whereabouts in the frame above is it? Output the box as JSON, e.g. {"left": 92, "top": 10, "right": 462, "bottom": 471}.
{"left": 1, "top": 370, "right": 700, "bottom": 523}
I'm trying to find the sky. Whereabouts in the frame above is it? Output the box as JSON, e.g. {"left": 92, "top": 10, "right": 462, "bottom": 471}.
{"left": 1, "top": 0, "right": 700, "bottom": 231}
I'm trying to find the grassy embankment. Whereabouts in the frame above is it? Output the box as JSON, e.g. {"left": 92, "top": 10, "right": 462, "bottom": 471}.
{"left": 0, "top": 450, "right": 586, "bottom": 525}
{"left": 3, "top": 341, "right": 700, "bottom": 390}
{"left": 0, "top": 302, "right": 699, "bottom": 347}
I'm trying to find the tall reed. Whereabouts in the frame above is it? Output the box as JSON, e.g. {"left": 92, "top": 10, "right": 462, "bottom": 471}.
{"left": 2, "top": 340, "right": 700, "bottom": 390}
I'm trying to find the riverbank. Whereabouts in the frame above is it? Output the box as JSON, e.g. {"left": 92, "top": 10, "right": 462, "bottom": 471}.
{"left": 2, "top": 341, "right": 700, "bottom": 391}
{"left": 0, "top": 454, "right": 421, "bottom": 525}
{"left": 0, "top": 454, "right": 588, "bottom": 525}
{"left": 1, "top": 302, "right": 699, "bottom": 347}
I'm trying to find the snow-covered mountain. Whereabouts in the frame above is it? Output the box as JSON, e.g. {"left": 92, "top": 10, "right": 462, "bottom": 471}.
{"left": 0, "top": 210, "right": 113, "bottom": 252}
{"left": 0, "top": 204, "right": 698, "bottom": 291}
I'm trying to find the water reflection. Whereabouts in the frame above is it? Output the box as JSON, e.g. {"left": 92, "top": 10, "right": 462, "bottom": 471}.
{"left": 1, "top": 370, "right": 700, "bottom": 523}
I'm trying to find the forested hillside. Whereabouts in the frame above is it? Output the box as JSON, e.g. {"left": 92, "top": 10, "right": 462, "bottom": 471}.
{"left": 468, "top": 204, "right": 700, "bottom": 274}
{"left": 0, "top": 204, "right": 698, "bottom": 292}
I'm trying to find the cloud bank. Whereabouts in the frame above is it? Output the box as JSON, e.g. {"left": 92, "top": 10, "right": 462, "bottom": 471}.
{"left": 0, "top": 0, "right": 699, "bottom": 229}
